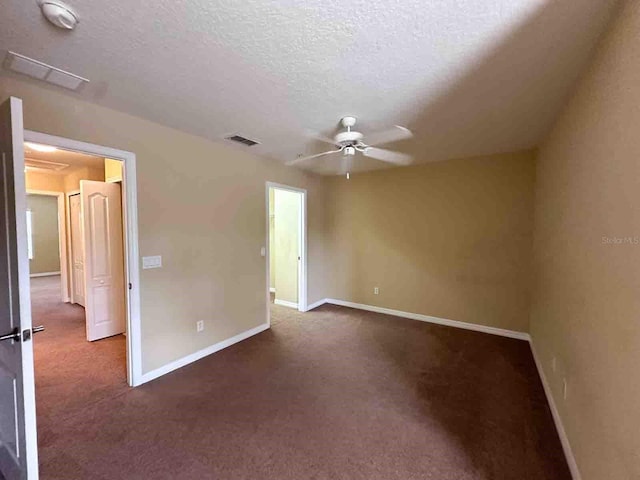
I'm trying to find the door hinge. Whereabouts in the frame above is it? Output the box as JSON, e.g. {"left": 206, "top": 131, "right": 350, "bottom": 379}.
{"left": 129, "top": 283, "right": 132, "bottom": 290}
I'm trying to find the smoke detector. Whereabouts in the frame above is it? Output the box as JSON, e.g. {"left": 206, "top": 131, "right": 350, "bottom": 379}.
{"left": 37, "top": 0, "right": 79, "bottom": 30}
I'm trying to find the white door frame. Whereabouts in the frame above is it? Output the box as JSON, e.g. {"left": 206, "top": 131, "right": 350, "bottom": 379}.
{"left": 23, "top": 130, "right": 143, "bottom": 387}
{"left": 65, "top": 189, "right": 81, "bottom": 305}
{"left": 265, "top": 182, "right": 307, "bottom": 324}
{"left": 25, "top": 189, "right": 69, "bottom": 302}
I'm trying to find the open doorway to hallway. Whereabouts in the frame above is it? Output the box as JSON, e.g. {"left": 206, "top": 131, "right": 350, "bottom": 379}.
{"left": 25, "top": 142, "right": 138, "bottom": 432}
{"left": 24, "top": 141, "right": 129, "bottom": 416}
{"left": 266, "top": 183, "right": 307, "bottom": 317}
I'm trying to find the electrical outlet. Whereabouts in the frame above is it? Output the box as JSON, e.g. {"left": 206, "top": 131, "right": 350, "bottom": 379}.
{"left": 374, "top": 287, "right": 379, "bottom": 295}
{"left": 196, "top": 321, "right": 204, "bottom": 332}
{"left": 563, "top": 378, "right": 568, "bottom": 400}
{"left": 552, "top": 356, "right": 556, "bottom": 373}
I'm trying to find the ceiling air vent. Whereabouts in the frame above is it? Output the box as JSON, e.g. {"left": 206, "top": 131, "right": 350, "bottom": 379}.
{"left": 3, "top": 51, "right": 89, "bottom": 91}
{"left": 225, "top": 134, "right": 260, "bottom": 147}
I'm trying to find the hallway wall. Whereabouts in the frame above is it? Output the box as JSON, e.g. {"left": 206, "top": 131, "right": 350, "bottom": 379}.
{"left": 27, "top": 194, "right": 60, "bottom": 274}
{"left": 1, "top": 76, "right": 329, "bottom": 375}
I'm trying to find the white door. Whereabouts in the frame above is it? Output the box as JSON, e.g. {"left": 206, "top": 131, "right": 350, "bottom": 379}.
{"left": 81, "top": 180, "right": 125, "bottom": 341}
{"left": 69, "top": 194, "right": 85, "bottom": 306}
{"left": 0, "top": 97, "right": 39, "bottom": 479}
{"left": 273, "top": 189, "right": 301, "bottom": 306}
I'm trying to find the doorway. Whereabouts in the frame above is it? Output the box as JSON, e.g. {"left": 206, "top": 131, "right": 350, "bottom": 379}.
{"left": 0, "top": 98, "right": 142, "bottom": 479}
{"left": 266, "top": 183, "right": 307, "bottom": 321}
{"left": 25, "top": 143, "right": 130, "bottom": 401}
{"left": 24, "top": 130, "right": 142, "bottom": 387}
{"left": 24, "top": 190, "right": 67, "bottom": 300}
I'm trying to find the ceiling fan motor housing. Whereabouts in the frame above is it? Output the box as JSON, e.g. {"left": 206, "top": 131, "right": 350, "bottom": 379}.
{"left": 286, "top": 115, "right": 413, "bottom": 167}
{"left": 334, "top": 131, "right": 363, "bottom": 146}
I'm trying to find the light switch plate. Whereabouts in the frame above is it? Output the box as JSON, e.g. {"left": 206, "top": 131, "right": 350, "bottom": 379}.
{"left": 142, "top": 255, "right": 162, "bottom": 269}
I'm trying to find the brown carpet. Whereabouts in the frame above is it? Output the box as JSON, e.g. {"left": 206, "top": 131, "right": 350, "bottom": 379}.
{"left": 32, "top": 277, "right": 570, "bottom": 480}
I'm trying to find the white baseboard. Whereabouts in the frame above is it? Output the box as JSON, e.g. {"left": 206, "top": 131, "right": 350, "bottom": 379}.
{"left": 270, "top": 287, "right": 276, "bottom": 293}
{"left": 138, "top": 323, "right": 269, "bottom": 385}
{"left": 274, "top": 299, "right": 298, "bottom": 309}
{"left": 305, "top": 298, "right": 327, "bottom": 311}
{"left": 30, "top": 271, "right": 61, "bottom": 278}
{"left": 137, "top": 295, "right": 577, "bottom": 477}
{"left": 313, "top": 297, "right": 576, "bottom": 475}
{"left": 324, "top": 298, "right": 530, "bottom": 341}
{"left": 529, "top": 341, "right": 581, "bottom": 480}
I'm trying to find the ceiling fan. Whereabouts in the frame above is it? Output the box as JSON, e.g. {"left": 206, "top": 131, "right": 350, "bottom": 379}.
{"left": 286, "top": 116, "right": 413, "bottom": 177}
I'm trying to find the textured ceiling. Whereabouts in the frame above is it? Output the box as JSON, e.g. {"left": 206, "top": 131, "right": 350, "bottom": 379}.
{"left": 0, "top": 0, "right": 619, "bottom": 174}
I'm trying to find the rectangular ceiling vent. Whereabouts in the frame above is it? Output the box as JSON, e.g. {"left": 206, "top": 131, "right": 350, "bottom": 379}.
{"left": 224, "top": 134, "right": 260, "bottom": 147}
{"left": 3, "top": 51, "right": 89, "bottom": 91}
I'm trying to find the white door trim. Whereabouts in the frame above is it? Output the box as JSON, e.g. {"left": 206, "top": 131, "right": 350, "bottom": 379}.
{"left": 65, "top": 190, "right": 81, "bottom": 305}
{"left": 265, "top": 182, "right": 308, "bottom": 325}
{"left": 25, "top": 189, "right": 69, "bottom": 302}
{"left": 23, "top": 130, "right": 142, "bottom": 387}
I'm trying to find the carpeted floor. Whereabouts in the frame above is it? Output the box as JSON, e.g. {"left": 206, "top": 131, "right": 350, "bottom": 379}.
{"left": 31, "top": 276, "right": 128, "bottom": 425}
{"left": 32, "top": 276, "right": 570, "bottom": 479}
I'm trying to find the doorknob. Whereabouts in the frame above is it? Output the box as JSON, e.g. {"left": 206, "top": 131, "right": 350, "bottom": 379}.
{"left": 0, "top": 327, "right": 20, "bottom": 342}
{"left": 0, "top": 326, "right": 45, "bottom": 342}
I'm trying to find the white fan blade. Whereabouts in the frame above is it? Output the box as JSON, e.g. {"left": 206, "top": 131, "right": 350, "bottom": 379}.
{"left": 286, "top": 149, "right": 342, "bottom": 166}
{"left": 363, "top": 147, "right": 413, "bottom": 165}
{"left": 365, "top": 125, "right": 413, "bottom": 146}
{"left": 305, "top": 130, "right": 337, "bottom": 146}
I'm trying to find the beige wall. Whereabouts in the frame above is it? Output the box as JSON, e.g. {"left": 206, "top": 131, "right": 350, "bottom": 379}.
{"left": 63, "top": 166, "right": 104, "bottom": 192}
{"left": 25, "top": 170, "right": 64, "bottom": 192}
{"left": 0, "top": 76, "right": 328, "bottom": 374}
{"left": 326, "top": 150, "right": 536, "bottom": 332}
{"left": 105, "top": 158, "right": 123, "bottom": 183}
{"left": 25, "top": 166, "right": 104, "bottom": 194}
{"left": 273, "top": 188, "right": 300, "bottom": 304}
{"left": 27, "top": 194, "right": 60, "bottom": 274}
{"left": 530, "top": 2, "right": 639, "bottom": 479}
